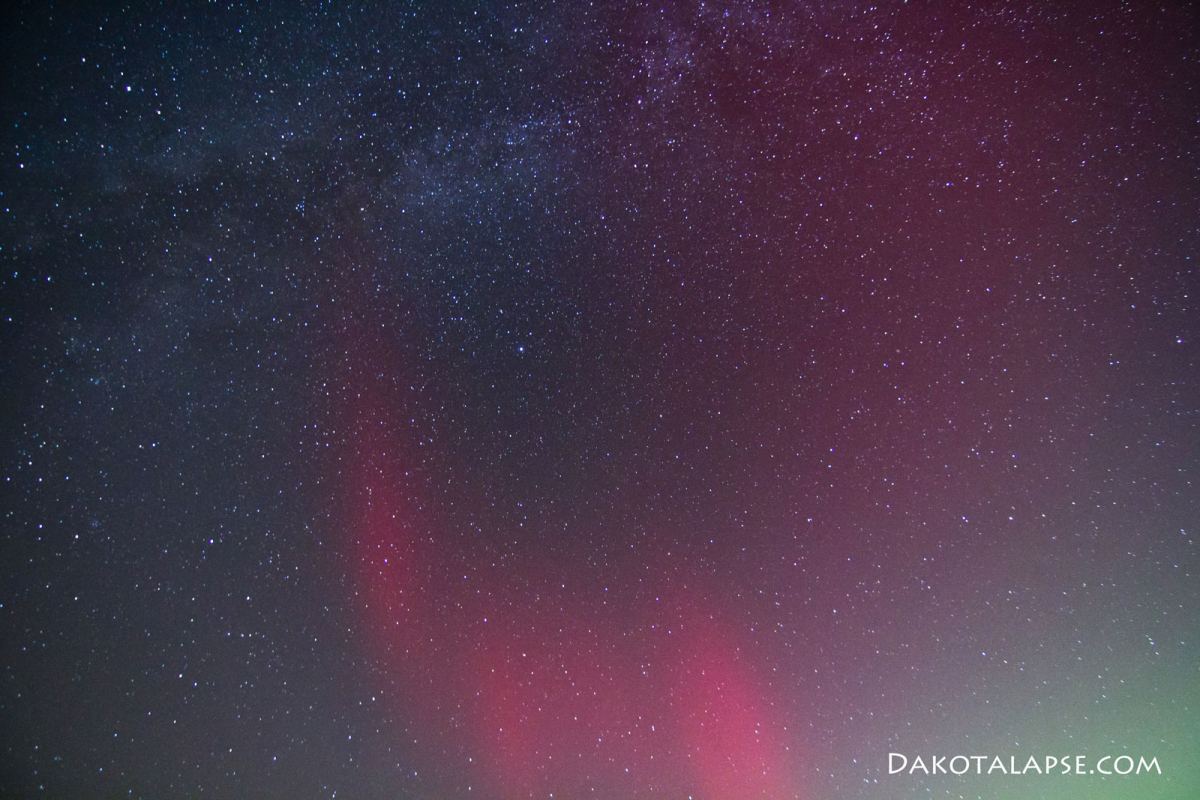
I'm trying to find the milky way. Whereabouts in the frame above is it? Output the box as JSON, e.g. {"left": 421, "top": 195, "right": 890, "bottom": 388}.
{"left": 2, "top": 2, "right": 1197, "bottom": 798}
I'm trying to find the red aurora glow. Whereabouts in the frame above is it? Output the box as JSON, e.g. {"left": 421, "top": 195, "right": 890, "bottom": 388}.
{"left": 334, "top": 338, "right": 804, "bottom": 797}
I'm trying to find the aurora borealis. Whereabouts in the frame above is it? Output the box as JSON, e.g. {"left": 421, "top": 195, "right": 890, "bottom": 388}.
{"left": 2, "top": 2, "right": 1198, "bottom": 798}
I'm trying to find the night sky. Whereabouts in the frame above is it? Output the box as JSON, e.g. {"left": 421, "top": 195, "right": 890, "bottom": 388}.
{"left": 2, "top": 2, "right": 1198, "bottom": 798}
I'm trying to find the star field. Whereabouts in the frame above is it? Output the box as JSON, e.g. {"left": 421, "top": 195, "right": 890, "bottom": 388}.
{"left": 2, "top": 2, "right": 1197, "bottom": 798}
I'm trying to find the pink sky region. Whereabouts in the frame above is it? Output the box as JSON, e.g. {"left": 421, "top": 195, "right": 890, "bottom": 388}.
{"left": 339, "top": 344, "right": 804, "bottom": 797}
